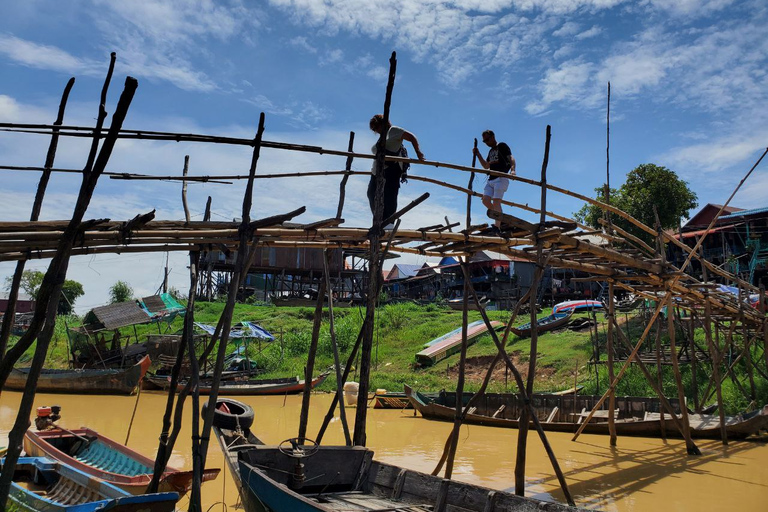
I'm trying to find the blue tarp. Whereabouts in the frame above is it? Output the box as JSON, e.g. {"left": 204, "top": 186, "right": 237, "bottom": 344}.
{"left": 193, "top": 321, "right": 275, "bottom": 340}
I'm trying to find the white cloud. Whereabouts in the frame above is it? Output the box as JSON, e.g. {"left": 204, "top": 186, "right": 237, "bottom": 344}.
{"left": 575, "top": 26, "right": 602, "bottom": 40}
{"left": 319, "top": 48, "right": 344, "bottom": 66}
{"left": 659, "top": 132, "right": 768, "bottom": 175}
{"left": 0, "top": 34, "right": 102, "bottom": 76}
{"left": 289, "top": 36, "right": 317, "bottom": 54}
{"left": 553, "top": 21, "right": 580, "bottom": 37}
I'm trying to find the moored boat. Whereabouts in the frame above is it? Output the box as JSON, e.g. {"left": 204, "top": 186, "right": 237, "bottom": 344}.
{"left": 4, "top": 356, "right": 151, "bottom": 395}
{"left": 405, "top": 386, "right": 768, "bottom": 439}
{"left": 23, "top": 427, "right": 220, "bottom": 496}
{"left": 4, "top": 456, "right": 178, "bottom": 512}
{"left": 210, "top": 398, "right": 581, "bottom": 512}
{"left": 510, "top": 310, "right": 572, "bottom": 338}
{"left": 144, "top": 371, "right": 330, "bottom": 396}
{"left": 415, "top": 321, "right": 502, "bottom": 366}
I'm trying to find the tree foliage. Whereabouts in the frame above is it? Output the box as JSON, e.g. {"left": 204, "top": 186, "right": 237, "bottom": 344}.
{"left": 109, "top": 280, "right": 134, "bottom": 304}
{"left": 4, "top": 270, "right": 84, "bottom": 315}
{"left": 574, "top": 163, "right": 698, "bottom": 243}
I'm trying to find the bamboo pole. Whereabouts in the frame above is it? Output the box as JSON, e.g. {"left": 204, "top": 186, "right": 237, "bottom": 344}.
{"left": 515, "top": 124, "right": 551, "bottom": 497}
{"left": 321, "top": 249, "right": 351, "bottom": 445}
{"left": 667, "top": 296, "right": 698, "bottom": 454}
{"left": 335, "top": 131, "right": 355, "bottom": 219}
{"left": 353, "top": 51, "right": 397, "bottom": 447}
{"left": 0, "top": 77, "right": 75, "bottom": 360}
{"left": 0, "top": 60, "right": 134, "bottom": 510}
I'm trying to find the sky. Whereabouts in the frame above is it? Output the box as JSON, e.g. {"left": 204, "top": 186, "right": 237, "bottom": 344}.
{"left": 1, "top": 0, "right": 767, "bottom": 313}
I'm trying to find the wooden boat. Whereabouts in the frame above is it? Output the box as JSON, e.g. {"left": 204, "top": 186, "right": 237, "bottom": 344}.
{"left": 405, "top": 386, "right": 768, "bottom": 440}
{"left": 552, "top": 299, "right": 603, "bottom": 313}
{"left": 144, "top": 371, "right": 330, "bottom": 396}
{"left": 372, "top": 389, "right": 440, "bottom": 409}
{"left": 510, "top": 310, "right": 572, "bottom": 338}
{"left": 4, "top": 356, "right": 151, "bottom": 395}
{"left": 415, "top": 321, "right": 502, "bottom": 366}
{"left": 210, "top": 398, "right": 578, "bottom": 512}
{"left": 23, "top": 427, "right": 220, "bottom": 496}
{"left": 445, "top": 297, "right": 488, "bottom": 311}
{"left": 5, "top": 457, "right": 178, "bottom": 512}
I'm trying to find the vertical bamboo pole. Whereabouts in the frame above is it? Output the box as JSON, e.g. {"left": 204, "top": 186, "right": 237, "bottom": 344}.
{"left": 297, "top": 266, "right": 327, "bottom": 443}
{"left": 689, "top": 310, "right": 700, "bottom": 412}
{"left": 0, "top": 65, "right": 135, "bottom": 510}
{"left": 761, "top": 285, "right": 767, "bottom": 375}
{"left": 0, "top": 77, "right": 75, "bottom": 360}
{"left": 321, "top": 249, "right": 351, "bottom": 445}
{"left": 603, "top": 86, "right": 615, "bottom": 445}
{"left": 514, "top": 124, "right": 550, "bottom": 497}
{"left": 336, "top": 131, "right": 355, "bottom": 219}
{"left": 703, "top": 284, "right": 728, "bottom": 444}
{"left": 666, "top": 296, "right": 698, "bottom": 454}
{"left": 353, "top": 51, "right": 397, "bottom": 447}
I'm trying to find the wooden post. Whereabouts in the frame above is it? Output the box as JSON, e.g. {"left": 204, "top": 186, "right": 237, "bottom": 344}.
{"left": 321, "top": 249, "right": 351, "bottom": 445}
{"left": 0, "top": 62, "right": 135, "bottom": 509}
{"left": 353, "top": 51, "right": 397, "bottom": 447}
{"left": 761, "top": 285, "right": 767, "bottom": 375}
{"left": 606, "top": 282, "right": 617, "bottom": 445}
{"left": 0, "top": 76, "right": 75, "bottom": 360}
{"left": 690, "top": 310, "right": 700, "bottom": 412}
{"left": 515, "top": 124, "right": 550, "bottom": 497}
{"left": 335, "top": 131, "right": 355, "bottom": 219}
{"left": 667, "top": 296, "right": 698, "bottom": 454}
{"left": 704, "top": 290, "right": 728, "bottom": 444}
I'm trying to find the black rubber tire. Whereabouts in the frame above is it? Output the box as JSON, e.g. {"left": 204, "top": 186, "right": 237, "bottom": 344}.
{"left": 202, "top": 398, "right": 254, "bottom": 431}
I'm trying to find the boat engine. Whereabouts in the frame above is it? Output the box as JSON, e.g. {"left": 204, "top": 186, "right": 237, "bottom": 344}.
{"left": 34, "top": 405, "right": 61, "bottom": 431}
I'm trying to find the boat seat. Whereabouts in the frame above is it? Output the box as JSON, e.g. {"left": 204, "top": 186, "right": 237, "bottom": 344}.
{"left": 545, "top": 406, "right": 559, "bottom": 423}
{"left": 75, "top": 440, "right": 150, "bottom": 476}
{"left": 491, "top": 405, "right": 506, "bottom": 418}
{"left": 467, "top": 407, "right": 477, "bottom": 415}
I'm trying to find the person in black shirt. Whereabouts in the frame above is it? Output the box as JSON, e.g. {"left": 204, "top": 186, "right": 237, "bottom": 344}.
{"left": 473, "top": 130, "right": 515, "bottom": 233}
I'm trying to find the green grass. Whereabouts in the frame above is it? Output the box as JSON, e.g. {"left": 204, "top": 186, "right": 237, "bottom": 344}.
{"left": 9, "top": 301, "right": 767, "bottom": 414}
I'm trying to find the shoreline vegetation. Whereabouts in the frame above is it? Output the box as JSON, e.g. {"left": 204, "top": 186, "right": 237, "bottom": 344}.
{"left": 10, "top": 301, "right": 767, "bottom": 415}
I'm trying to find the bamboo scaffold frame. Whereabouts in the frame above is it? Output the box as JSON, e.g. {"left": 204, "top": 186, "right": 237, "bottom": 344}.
{"left": 0, "top": 49, "right": 767, "bottom": 511}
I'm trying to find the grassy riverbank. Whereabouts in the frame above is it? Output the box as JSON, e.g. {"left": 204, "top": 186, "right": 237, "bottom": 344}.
{"left": 13, "top": 301, "right": 768, "bottom": 414}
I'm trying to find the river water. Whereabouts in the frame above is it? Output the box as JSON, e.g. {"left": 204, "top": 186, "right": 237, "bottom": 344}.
{"left": 1, "top": 390, "right": 766, "bottom": 511}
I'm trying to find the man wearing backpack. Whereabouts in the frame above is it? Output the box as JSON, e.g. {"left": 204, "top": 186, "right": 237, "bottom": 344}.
{"left": 473, "top": 129, "right": 515, "bottom": 234}
{"left": 368, "top": 114, "right": 425, "bottom": 229}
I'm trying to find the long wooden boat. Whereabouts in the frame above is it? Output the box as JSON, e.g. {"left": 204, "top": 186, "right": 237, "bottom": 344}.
{"left": 4, "top": 356, "right": 151, "bottom": 395}
{"left": 405, "top": 386, "right": 768, "bottom": 440}
{"left": 23, "top": 427, "right": 220, "bottom": 496}
{"left": 415, "top": 321, "right": 502, "bottom": 366}
{"left": 210, "top": 398, "right": 580, "bottom": 512}
{"left": 510, "top": 311, "right": 572, "bottom": 338}
{"left": 445, "top": 297, "right": 488, "bottom": 311}
{"left": 372, "top": 389, "right": 440, "bottom": 409}
{"left": 144, "top": 371, "right": 330, "bottom": 396}
{"left": 552, "top": 299, "right": 603, "bottom": 313}
{"left": 5, "top": 457, "right": 178, "bottom": 512}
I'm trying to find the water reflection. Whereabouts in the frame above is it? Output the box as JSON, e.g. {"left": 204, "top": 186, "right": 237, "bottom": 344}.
{"left": 1, "top": 391, "right": 766, "bottom": 511}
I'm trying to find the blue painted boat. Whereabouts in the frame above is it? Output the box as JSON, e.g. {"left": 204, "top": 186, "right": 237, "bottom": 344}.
{"left": 3, "top": 456, "right": 178, "bottom": 512}
{"left": 552, "top": 299, "right": 603, "bottom": 314}
{"left": 510, "top": 310, "right": 572, "bottom": 338}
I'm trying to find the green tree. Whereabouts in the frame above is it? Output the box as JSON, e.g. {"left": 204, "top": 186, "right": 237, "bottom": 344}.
{"left": 575, "top": 163, "right": 697, "bottom": 243}
{"left": 5, "top": 269, "right": 44, "bottom": 298}
{"left": 59, "top": 280, "right": 84, "bottom": 315}
{"left": 109, "top": 280, "right": 134, "bottom": 304}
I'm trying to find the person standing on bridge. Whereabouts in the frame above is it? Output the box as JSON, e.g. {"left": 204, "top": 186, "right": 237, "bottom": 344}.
{"left": 473, "top": 129, "right": 515, "bottom": 234}
{"left": 368, "top": 114, "right": 424, "bottom": 229}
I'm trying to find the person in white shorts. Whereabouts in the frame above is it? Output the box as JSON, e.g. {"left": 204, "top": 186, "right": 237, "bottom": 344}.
{"left": 472, "top": 129, "right": 515, "bottom": 234}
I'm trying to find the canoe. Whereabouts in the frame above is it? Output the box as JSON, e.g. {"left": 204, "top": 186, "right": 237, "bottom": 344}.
{"left": 144, "top": 371, "right": 330, "bottom": 396}
{"left": 552, "top": 299, "right": 603, "bottom": 313}
{"left": 23, "top": 427, "right": 220, "bottom": 496}
{"left": 445, "top": 297, "right": 488, "bottom": 311}
{"left": 510, "top": 310, "right": 572, "bottom": 338}
{"left": 415, "top": 321, "right": 502, "bottom": 366}
{"left": 4, "top": 356, "right": 151, "bottom": 395}
{"left": 210, "top": 398, "right": 580, "bottom": 512}
{"left": 405, "top": 386, "right": 768, "bottom": 440}
{"left": 5, "top": 457, "right": 178, "bottom": 512}
{"left": 372, "top": 389, "right": 440, "bottom": 409}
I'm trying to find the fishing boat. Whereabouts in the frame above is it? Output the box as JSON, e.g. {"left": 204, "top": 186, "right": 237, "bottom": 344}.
{"left": 4, "top": 456, "right": 178, "bottom": 512}
{"left": 4, "top": 356, "right": 151, "bottom": 395}
{"left": 510, "top": 310, "right": 572, "bottom": 338}
{"left": 445, "top": 296, "right": 488, "bottom": 311}
{"left": 144, "top": 371, "right": 330, "bottom": 396}
{"left": 23, "top": 427, "right": 220, "bottom": 496}
{"left": 372, "top": 389, "right": 440, "bottom": 409}
{"left": 415, "top": 321, "right": 502, "bottom": 366}
{"left": 210, "top": 398, "right": 578, "bottom": 512}
{"left": 552, "top": 299, "right": 603, "bottom": 314}
{"left": 405, "top": 386, "right": 768, "bottom": 440}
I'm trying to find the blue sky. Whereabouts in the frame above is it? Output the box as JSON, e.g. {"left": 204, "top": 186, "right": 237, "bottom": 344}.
{"left": 1, "top": 0, "right": 767, "bottom": 311}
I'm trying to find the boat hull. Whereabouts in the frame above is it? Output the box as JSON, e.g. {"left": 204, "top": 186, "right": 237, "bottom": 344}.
{"left": 510, "top": 311, "right": 572, "bottom": 338}
{"left": 145, "top": 372, "right": 329, "bottom": 395}
{"left": 23, "top": 427, "right": 219, "bottom": 496}
{"left": 405, "top": 386, "right": 768, "bottom": 440}
{"left": 4, "top": 356, "right": 151, "bottom": 395}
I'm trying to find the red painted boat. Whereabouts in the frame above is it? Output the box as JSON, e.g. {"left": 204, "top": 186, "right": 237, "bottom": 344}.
{"left": 24, "top": 427, "right": 220, "bottom": 496}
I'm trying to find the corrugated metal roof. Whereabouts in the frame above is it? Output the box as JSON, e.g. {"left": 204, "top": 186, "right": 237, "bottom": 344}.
{"left": 723, "top": 206, "right": 768, "bottom": 218}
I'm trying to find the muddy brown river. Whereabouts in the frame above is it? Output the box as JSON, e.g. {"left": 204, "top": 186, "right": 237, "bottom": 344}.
{"left": 1, "top": 390, "right": 766, "bottom": 511}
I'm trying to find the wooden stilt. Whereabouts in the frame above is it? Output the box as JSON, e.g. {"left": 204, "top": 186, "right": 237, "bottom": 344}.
{"left": 666, "top": 296, "right": 698, "bottom": 454}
